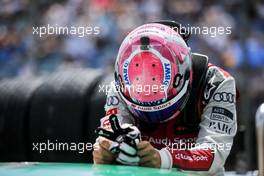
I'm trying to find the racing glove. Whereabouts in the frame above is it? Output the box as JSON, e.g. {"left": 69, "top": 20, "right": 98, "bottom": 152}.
{"left": 95, "top": 114, "right": 141, "bottom": 165}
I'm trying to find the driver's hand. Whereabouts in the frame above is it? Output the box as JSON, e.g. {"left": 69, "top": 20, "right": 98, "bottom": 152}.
{"left": 93, "top": 138, "right": 115, "bottom": 164}
{"left": 137, "top": 141, "right": 161, "bottom": 168}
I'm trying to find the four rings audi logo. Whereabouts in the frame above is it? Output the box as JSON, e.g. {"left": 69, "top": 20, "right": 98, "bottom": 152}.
{"left": 106, "top": 96, "right": 119, "bottom": 106}
{"left": 213, "top": 92, "right": 235, "bottom": 103}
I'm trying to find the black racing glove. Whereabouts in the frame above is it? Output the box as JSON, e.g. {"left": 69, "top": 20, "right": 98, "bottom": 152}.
{"left": 95, "top": 114, "right": 141, "bottom": 165}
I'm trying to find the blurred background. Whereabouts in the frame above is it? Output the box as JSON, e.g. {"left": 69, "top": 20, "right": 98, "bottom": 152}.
{"left": 0, "top": 0, "right": 263, "bottom": 173}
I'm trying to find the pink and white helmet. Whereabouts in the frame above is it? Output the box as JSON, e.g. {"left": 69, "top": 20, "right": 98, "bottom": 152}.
{"left": 114, "top": 23, "right": 193, "bottom": 123}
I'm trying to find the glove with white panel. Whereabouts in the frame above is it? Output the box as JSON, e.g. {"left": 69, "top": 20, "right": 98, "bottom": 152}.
{"left": 95, "top": 114, "right": 141, "bottom": 165}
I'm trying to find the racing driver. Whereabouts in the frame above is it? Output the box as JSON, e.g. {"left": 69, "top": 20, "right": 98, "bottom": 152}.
{"left": 93, "top": 21, "right": 237, "bottom": 175}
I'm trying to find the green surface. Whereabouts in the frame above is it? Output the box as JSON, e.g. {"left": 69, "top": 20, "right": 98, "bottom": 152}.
{"left": 0, "top": 163, "right": 195, "bottom": 176}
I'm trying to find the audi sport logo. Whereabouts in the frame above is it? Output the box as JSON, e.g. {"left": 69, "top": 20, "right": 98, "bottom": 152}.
{"left": 213, "top": 92, "right": 235, "bottom": 103}
{"left": 106, "top": 96, "right": 119, "bottom": 106}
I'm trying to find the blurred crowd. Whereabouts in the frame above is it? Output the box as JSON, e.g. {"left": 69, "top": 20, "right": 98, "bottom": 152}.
{"left": 0, "top": 0, "right": 264, "bottom": 170}
{"left": 0, "top": 0, "right": 263, "bottom": 75}
{"left": 0, "top": 0, "right": 263, "bottom": 73}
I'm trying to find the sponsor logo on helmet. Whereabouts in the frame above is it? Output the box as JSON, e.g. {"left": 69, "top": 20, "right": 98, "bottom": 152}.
{"left": 123, "top": 61, "right": 130, "bottom": 85}
{"left": 163, "top": 63, "right": 171, "bottom": 86}
{"left": 134, "top": 99, "right": 164, "bottom": 106}
{"left": 153, "top": 101, "right": 172, "bottom": 110}
{"left": 129, "top": 101, "right": 172, "bottom": 111}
